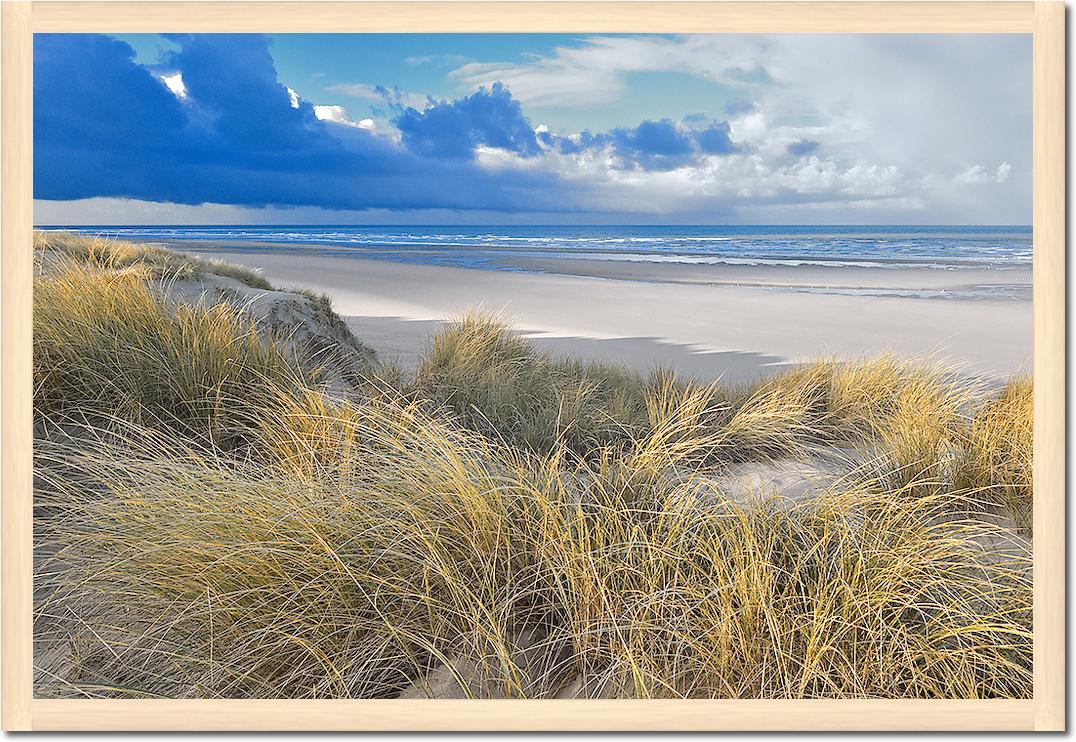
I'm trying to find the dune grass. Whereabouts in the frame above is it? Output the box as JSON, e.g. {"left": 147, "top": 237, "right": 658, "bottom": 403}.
{"left": 34, "top": 255, "right": 318, "bottom": 450}
{"left": 411, "top": 313, "right": 657, "bottom": 453}
{"left": 35, "top": 230, "right": 273, "bottom": 289}
{"left": 32, "top": 237, "right": 1034, "bottom": 700}
{"left": 412, "top": 314, "right": 983, "bottom": 470}
{"left": 956, "top": 377, "right": 1033, "bottom": 531}
{"left": 36, "top": 399, "right": 1032, "bottom": 699}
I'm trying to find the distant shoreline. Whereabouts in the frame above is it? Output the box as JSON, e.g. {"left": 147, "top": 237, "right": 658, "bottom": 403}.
{"left": 129, "top": 236, "right": 1033, "bottom": 301}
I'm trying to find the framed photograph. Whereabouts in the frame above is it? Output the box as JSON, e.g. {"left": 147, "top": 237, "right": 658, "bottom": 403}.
{"left": 2, "top": 0, "right": 1065, "bottom": 731}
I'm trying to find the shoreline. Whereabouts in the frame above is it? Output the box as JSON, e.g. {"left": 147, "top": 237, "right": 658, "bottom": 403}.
{"left": 147, "top": 237, "right": 1032, "bottom": 299}
{"left": 168, "top": 240, "right": 1032, "bottom": 385}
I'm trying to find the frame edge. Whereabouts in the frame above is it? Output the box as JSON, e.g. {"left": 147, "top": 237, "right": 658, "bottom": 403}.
{"left": 28, "top": 699, "right": 1037, "bottom": 732}
{"left": 3, "top": 1, "right": 1063, "bottom": 732}
{"left": 28, "top": 1, "right": 1036, "bottom": 33}
{"left": 1, "top": 0, "right": 33, "bottom": 732}
{"left": 1032, "top": 0, "right": 1066, "bottom": 733}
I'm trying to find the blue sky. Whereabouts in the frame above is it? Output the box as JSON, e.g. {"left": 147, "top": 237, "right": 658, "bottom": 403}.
{"left": 34, "top": 33, "right": 1031, "bottom": 225}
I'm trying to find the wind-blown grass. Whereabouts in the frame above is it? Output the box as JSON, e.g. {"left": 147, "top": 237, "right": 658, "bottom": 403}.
{"left": 412, "top": 314, "right": 982, "bottom": 470}
{"left": 412, "top": 313, "right": 656, "bottom": 453}
{"left": 32, "top": 236, "right": 1035, "bottom": 700}
{"left": 956, "top": 377, "right": 1033, "bottom": 531}
{"left": 36, "top": 400, "right": 1032, "bottom": 699}
{"left": 34, "top": 256, "right": 317, "bottom": 449}
{"left": 36, "top": 230, "right": 273, "bottom": 289}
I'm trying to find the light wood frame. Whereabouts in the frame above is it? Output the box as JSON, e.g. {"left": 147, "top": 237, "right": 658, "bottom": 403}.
{"left": 1, "top": 1, "right": 1065, "bottom": 730}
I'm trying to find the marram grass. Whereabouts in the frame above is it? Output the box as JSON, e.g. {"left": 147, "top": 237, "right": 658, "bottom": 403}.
{"left": 35, "top": 230, "right": 273, "bottom": 288}
{"left": 33, "top": 255, "right": 318, "bottom": 450}
{"left": 36, "top": 402, "right": 1032, "bottom": 699}
{"left": 957, "top": 377, "right": 1033, "bottom": 532}
{"left": 411, "top": 312, "right": 655, "bottom": 453}
{"left": 32, "top": 235, "right": 1034, "bottom": 700}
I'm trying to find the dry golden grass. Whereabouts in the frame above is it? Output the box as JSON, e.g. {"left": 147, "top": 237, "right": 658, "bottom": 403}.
{"left": 413, "top": 315, "right": 986, "bottom": 475}
{"left": 36, "top": 399, "right": 1031, "bottom": 699}
{"left": 34, "top": 255, "right": 318, "bottom": 449}
{"left": 35, "top": 230, "right": 273, "bottom": 289}
{"left": 412, "top": 312, "right": 655, "bottom": 453}
{"left": 956, "top": 377, "right": 1033, "bottom": 531}
{"left": 31, "top": 238, "right": 1034, "bottom": 700}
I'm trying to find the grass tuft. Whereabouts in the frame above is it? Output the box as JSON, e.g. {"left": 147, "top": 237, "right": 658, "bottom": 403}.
{"left": 36, "top": 230, "right": 273, "bottom": 289}
{"left": 956, "top": 377, "right": 1033, "bottom": 531}
{"left": 412, "top": 312, "right": 654, "bottom": 453}
{"left": 34, "top": 256, "right": 317, "bottom": 449}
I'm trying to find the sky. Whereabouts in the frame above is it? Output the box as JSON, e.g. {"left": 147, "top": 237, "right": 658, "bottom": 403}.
{"left": 33, "top": 33, "right": 1031, "bottom": 225}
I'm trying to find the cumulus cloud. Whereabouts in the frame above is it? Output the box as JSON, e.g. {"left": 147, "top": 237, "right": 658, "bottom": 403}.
{"left": 505, "top": 147, "right": 917, "bottom": 217}
{"left": 618, "top": 119, "right": 694, "bottom": 167}
{"left": 694, "top": 121, "right": 739, "bottom": 156}
{"left": 34, "top": 34, "right": 572, "bottom": 212}
{"left": 392, "top": 83, "right": 541, "bottom": 160}
{"left": 288, "top": 87, "right": 378, "bottom": 131}
{"left": 35, "top": 34, "right": 189, "bottom": 202}
{"left": 312, "top": 104, "right": 377, "bottom": 130}
{"left": 540, "top": 117, "right": 740, "bottom": 171}
{"left": 444, "top": 33, "right": 1031, "bottom": 221}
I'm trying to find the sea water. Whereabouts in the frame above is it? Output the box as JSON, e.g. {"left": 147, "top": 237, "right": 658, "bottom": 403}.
{"left": 38, "top": 225, "right": 1032, "bottom": 272}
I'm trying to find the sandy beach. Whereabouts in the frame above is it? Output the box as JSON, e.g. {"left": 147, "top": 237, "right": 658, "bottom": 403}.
{"left": 172, "top": 241, "right": 1032, "bottom": 384}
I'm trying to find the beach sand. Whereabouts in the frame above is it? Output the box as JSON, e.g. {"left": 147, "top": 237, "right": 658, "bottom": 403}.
{"left": 177, "top": 242, "right": 1032, "bottom": 385}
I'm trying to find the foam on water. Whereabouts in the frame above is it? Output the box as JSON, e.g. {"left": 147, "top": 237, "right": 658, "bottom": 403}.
{"left": 39, "top": 224, "right": 1032, "bottom": 272}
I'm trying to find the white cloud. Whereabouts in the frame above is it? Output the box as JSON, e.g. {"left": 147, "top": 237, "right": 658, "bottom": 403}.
{"left": 450, "top": 34, "right": 1030, "bottom": 222}
{"left": 954, "top": 162, "right": 1012, "bottom": 185}
{"left": 313, "top": 104, "right": 365, "bottom": 128}
{"left": 286, "top": 87, "right": 301, "bottom": 109}
{"left": 469, "top": 129, "right": 920, "bottom": 216}
{"left": 157, "top": 72, "right": 188, "bottom": 99}
{"left": 310, "top": 105, "right": 387, "bottom": 141}
{"left": 449, "top": 35, "right": 766, "bottom": 108}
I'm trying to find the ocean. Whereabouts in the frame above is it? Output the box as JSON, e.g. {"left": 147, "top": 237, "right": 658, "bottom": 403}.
{"left": 38, "top": 225, "right": 1032, "bottom": 272}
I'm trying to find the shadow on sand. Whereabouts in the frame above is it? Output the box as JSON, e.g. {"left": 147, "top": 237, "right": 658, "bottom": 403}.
{"left": 344, "top": 314, "right": 790, "bottom": 385}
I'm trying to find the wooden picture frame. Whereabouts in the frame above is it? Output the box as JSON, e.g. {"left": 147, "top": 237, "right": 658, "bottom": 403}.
{"left": 2, "top": 1, "right": 1065, "bottom": 731}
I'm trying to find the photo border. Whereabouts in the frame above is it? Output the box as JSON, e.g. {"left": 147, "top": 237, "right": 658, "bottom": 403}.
{"left": 2, "top": 1, "right": 1065, "bottom": 730}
